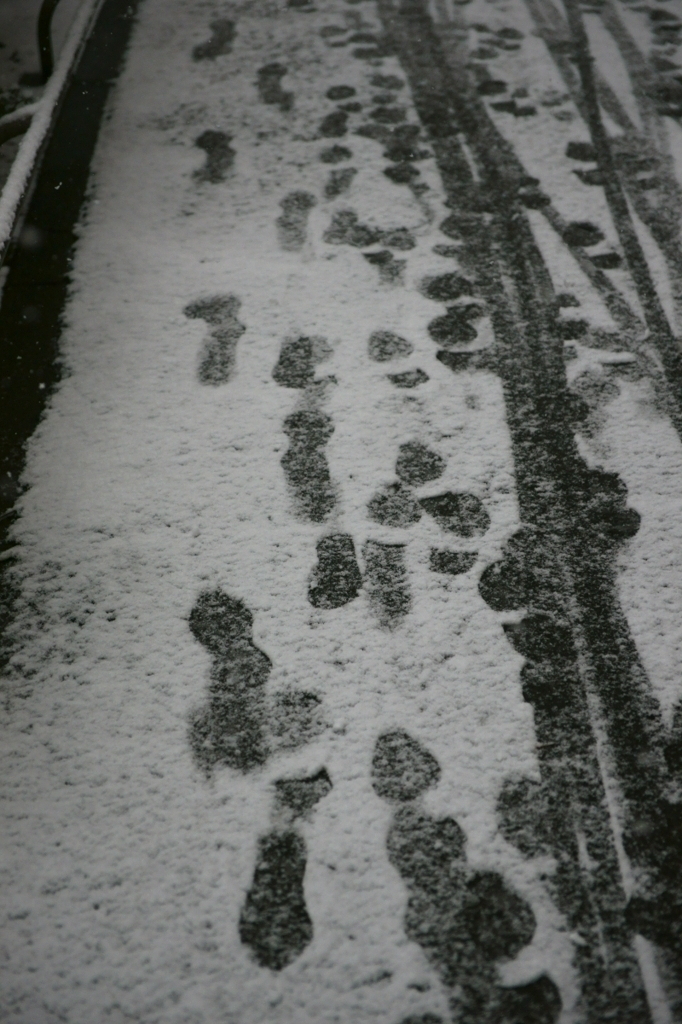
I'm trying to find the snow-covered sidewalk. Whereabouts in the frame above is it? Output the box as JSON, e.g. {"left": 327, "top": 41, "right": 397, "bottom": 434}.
{"left": 2, "top": 0, "right": 682, "bottom": 1021}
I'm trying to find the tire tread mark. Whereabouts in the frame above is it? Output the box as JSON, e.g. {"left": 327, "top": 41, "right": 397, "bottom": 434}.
{"left": 376, "top": 0, "right": 667, "bottom": 1015}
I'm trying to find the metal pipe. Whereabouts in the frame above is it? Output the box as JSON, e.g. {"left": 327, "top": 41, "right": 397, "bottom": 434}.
{"left": 0, "top": 0, "right": 103, "bottom": 261}
{"left": 38, "top": 0, "right": 64, "bottom": 81}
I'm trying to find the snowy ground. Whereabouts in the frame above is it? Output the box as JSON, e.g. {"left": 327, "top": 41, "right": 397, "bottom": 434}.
{"left": 2, "top": 0, "right": 682, "bottom": 1021}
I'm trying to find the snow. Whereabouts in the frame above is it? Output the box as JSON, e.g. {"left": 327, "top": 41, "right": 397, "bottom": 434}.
{"left": 1, "top": 0, "right": 682, "bottom": 1019}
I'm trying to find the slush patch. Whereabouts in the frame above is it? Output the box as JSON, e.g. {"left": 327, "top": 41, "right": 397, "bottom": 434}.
{"left": 383, "top": 135, "right": 429, "bottom": 161}
{"left": 432, "top": 244, "right": 461, "bottom": 258}
{"left": 363, "top": 250, "right": 406, "bottom": 285}
{"left": 427, "top": 305, "right": 482, "bottom": 348}
{"left": 478, "top": 529, "right": 533, "bottom": 610}
{"left": 320, "top": 110, "right": 349, "bottom": 137}
{"left": 421, "top": 273, "right": 474, "bottom": 302}
{"left": 665, "top": 703, "right": 682, "bottom": 774}
{"left": 460, "top": 871, "right": 536, "bottom": 962}
{"left": 367, "top": 481, "right": 422, "bottom": 527}
{"left": 272, "top": 336, "right": 331, "bottom": 389}
{"left": 281, "top": 409, "right": 336, "bottom": 522}
{"left": 275, "top": 767, "right": 333, "bottom": 817}
{"left": 436, "top": 351, "right": 477, "bottom": 373}
{"left": 395, "top": 441, "right": 446, "bottom": 486}
{"left": 491, "top": 100, "right": 517, "bottom": 114}
{"left": 268, "top": 691, "right": 325, "bottom": 750}
{"left": 192, "top": 19, "right": 235, "bottom": 60}
{"left": 193, "top": 130, "right": 235, "bottom": 183}
{"left": 320, "top": 25, "right": 346, "bottom": 37}
{"left": 349, "top": 30, "right": 381, "bottom": 42}
{"left": 499, "top": 976, "right": 563, "bottom": 1024}
{"left": 323, "top": 209, "right": 416, "bottom": 249}
{"left": 496, "top": 776, "right": 553, "bottom": 858}
{"left": 439, "top": 213, "right": 484, "bottom": 240}
{"left": 503, "top": 614, "right": 576, "bottom": 661}
{"left": 384, "top": 163, "right": 420, "bottom": 184}
{"left": 590, "top": 252, "right": 622, "bottom": 269}
{"left": 650, "top": 8, "right": 681, "bottom": 22}
{"left": 580, "top": 467, "right": 641, "bottom": 538}
{"left": 371, "top": 729, "right": 441, "bottom": 800}
{"left": 277, "top": 192, "right": 317, "bottom": 251}
{"left": 184, "top": 294, "right": 245, "bottom": 385}
{"left": 561, "top": 221, "right": 606, "bottom": 247}
{"left": 370, "top": 105, "right": 407, "bottom": 123}
{"left": 519, "top": 661, "right": 581, "bottom": 713}
{"left": 354, "top": 48, "right": 388, "bottom": 59}
{"left": 419, "top": 492, "right": 490, "bottom": 536}
{"left": 326, "top": 85, "right": 356, "bottom": 99}
{"left": 566, "top": 140, "right": 597, "bottom": 161}
{"left": 356, "top": 122, "right": 393, "bottom": 145}
{"left": 362, "top": 540, "right": 411, "bottom": 628}
{"left": 398, "top": 1016, "right": 443, "bottom": 1024}
{"left": 429, "top": 549, "right": 477, "bottom": 575}
{"left": 239, "top": 831, "right": 313, "bottom": 970}
{"left": 380, "top": 227, "right": 416, "bottom": 250}
{"left": 517, "top": 181, "right": 550, "bottom": 207}
{"left": 189, "top": 588, "right": 254, "bottom": 656}
{"left": 388, "top": 368, "right": 429, "bottom": 388}
{"left": 320, "top": 144, "right": 352, "bottom": 163}
{"left": 478, "top": 79, "right": 507, "bottom": 95}
{"left": 325, "top": 167, "right": 357, "bottom": 199}
{"left": 371, "top": 73, "right": 404, "bottom": 89}
{"left": 352, "top": 34, "right": 392, "bottom": 57}
{"left": 257, "top": 63, "right": 293, "bottom": 111}
{"left": 325, "top": 209, "right": 382, "bottom": 247}
{"left": 383, "top": 800, "right": 545, "bottom": 1020}
{"left": 557, "top": 319, "right": 588, "bottom": 340}
{"left": 308, "top": 534, "right": 363, "bottom": 608}
{"left": 368, "top": 330, "right": 413, "bottom": 361}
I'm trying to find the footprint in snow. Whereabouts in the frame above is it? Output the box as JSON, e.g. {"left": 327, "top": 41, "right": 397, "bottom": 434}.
{"left": 192, "top": 19, "right": 235, "bottom": 61}
{"left": 240, "top": 768, "right": 333, "bottom": 969}
{"left": 184, "top": 294, "right": 245, "bottom": 384}
{"left": 193, "top": 130, "right": 235, "bottom": 183}
{"left": 372, "top": 729, "right": 562, "bottom": 1024}
{"left": 187, "top": 589, "right": 325, "bottom": 775}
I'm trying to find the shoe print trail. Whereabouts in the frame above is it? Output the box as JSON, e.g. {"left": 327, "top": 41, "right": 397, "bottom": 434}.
{"left": 1, "top": 0, "right": 682, "bottom": 1022}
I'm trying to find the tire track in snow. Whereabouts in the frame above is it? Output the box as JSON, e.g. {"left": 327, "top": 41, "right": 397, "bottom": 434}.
{"left": 377, "top": 0, "right": 681, "bottom": 1014}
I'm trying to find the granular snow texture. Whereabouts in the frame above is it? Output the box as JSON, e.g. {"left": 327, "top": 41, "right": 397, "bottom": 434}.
{"left": 2, "top": 0, "right": 682, "bottom": 1021}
